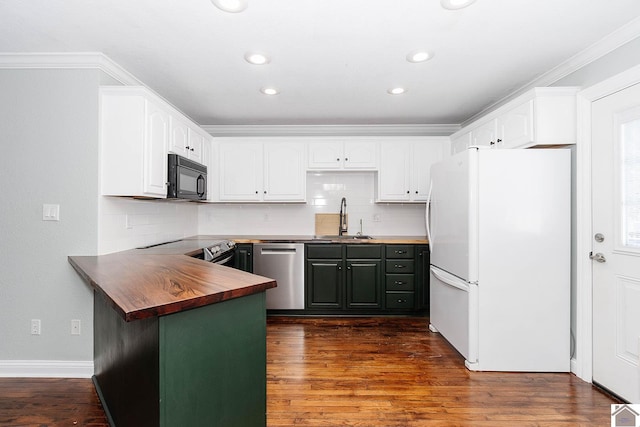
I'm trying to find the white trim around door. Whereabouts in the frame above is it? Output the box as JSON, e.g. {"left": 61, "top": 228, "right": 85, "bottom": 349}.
{"left": 575, "top": 63, "right": 640, "bottom": 383}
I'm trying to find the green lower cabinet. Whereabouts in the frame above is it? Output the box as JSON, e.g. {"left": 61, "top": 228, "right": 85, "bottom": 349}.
{"left": 233, "top": 243, "right": 253, "bottom": 272}
{"left": 304, "top": 243, "right": 428, "bottom": 314}
{"left": 384, "top": 245, "right": 416, "bottom": 311}
{"left": 346, "top": 261, "right": 382, "bottom": 308}
{"left": 93, "top": 291, "right": 267, "bottom": 427}
{"left": 159, "top": 292, "right": 267, "bottom": 427}
{"left": 306, "top": 259, "right": 343, "bottom": 308}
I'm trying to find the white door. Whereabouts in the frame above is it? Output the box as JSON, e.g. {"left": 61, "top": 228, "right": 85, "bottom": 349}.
{"left": 592, "top": 82, "right": 640, "bottom": 402}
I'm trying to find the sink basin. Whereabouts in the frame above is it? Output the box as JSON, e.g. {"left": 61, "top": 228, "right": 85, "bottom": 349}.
{"left": 313, "top": 235, "right": 374, "bottom": 240}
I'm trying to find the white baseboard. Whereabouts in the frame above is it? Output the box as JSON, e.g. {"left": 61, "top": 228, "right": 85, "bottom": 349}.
{"left": 0, "top": 360, "right": 94, "bottom": 378}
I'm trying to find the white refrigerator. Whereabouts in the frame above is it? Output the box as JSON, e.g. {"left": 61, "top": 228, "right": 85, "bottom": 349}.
{"left": 427, "top": 147, "right": 570, "bottom": 372}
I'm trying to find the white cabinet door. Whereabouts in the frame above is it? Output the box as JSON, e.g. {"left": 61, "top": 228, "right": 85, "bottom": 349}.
{"left": 412, "top": 142, "right": 444, "bottom": 201}
{"left": 169, "top": 116, "right": 189, "bottom": 158}
{"left": 343, "top": 141, "right": 377, "bottom": 169}
{"left": 471, "top": 120, "right": 497, "bottom": 147}
{"left": 378, "top": 141, "right": 411, "bottom": 201}
{"left": 143, "top": 101, "right": 170, "bottom": 196}
{"left": 307, "top": 140, "right": 377, "bottom": 170}
{"left": 218, "top": 142, "right": 263, "bottom": 201}
{"left": 451, "top": 132, "right": 471, "bottom": 155}
{"left": 307, "top": 141, "right": 343, "bottom": 169}
{"left": 378, "top": 139, "right": 445, "bottom": 202}
{"left": 169, "top": 117, "right": 205, "bottom": 164}
{"left": 187, "top": 128, "right": 204, "bottom": 164}
{"left": 263, "top": 142, "right": 306, "bottom": 201}
{"left": 497, "top": 99, "right": 534, "bottom": 149}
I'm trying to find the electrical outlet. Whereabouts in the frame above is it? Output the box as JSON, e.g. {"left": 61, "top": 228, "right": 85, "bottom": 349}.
{"left": 31, "top": 319, "right": 41, "bottom": 335}
{"left": 71, "top": 319, "right": 81, "bottom": 335}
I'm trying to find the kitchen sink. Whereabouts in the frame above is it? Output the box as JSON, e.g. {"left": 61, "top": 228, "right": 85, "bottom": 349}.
{"left": 313, "top": 235, "right": 374, "bottom": 241}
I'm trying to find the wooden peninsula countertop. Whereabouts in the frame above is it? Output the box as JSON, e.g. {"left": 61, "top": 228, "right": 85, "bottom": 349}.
{"left": 69, "top": 234, "right": 427, "bottom": 322}
{"left": 69, "top": 248, "right": 276, "bottom": 322}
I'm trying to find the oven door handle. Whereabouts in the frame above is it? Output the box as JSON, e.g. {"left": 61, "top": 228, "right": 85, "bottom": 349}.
{"left": 213, "top": 254, "right": 234, "bottom": 265}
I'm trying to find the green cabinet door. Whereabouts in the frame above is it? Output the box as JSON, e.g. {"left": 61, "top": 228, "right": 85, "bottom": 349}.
{"left": 233, "top": 243, "right": 253, "bottom": 272}
{"left": 346, "top": 260, "right": 382, "bottom": 308}
{"left": 306, "top": 259, "right": 343, "bottom": 308}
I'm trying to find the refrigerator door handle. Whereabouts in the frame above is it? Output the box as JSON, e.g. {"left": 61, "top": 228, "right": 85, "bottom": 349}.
{"left": 430, "top": 266, "right": 469, "bottom": 292}
{"left": 425, "top": 180, "right": 433, "bottom": 252}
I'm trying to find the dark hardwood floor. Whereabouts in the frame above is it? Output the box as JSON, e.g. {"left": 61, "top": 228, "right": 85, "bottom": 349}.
{"left": 0, "top": 317, "right": 619, "bottom": 426}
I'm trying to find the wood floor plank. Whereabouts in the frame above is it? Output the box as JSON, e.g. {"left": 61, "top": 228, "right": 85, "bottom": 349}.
{"left": 0, "top": 316, "right": 620, "bottom": 426}
{"left": 266, "top": 316, "right": 620, "bottom": 427}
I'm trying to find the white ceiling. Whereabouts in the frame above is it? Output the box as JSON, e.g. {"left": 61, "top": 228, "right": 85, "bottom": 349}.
{"left": 1, "top": 0, "right": 640, "bottom": 127}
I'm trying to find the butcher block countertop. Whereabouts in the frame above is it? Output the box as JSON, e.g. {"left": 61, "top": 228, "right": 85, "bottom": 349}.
{"left": 200, "top": 235, "right": 429, "bottom": 244}
{"left": 69, "top": 250, "right": 276, "bottom": 322}
{"left": 68, "top": 235, "right": 427, "bottom": 322}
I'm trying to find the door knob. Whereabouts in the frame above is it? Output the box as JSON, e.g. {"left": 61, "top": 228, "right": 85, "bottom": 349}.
{"left": 594, "top": 233, "right": 605, "bottom": 242}
{"left": 589, "top": 252, "right": 606, "bottom": 263}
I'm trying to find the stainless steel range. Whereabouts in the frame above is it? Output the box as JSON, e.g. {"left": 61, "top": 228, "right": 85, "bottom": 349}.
{"left": 198, "top": 240, "right": 236, "bottom": 266}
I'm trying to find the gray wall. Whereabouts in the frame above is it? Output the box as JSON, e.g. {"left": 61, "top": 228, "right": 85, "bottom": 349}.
{"left": 0, "top": 68, "right": 104, "bottom": 360}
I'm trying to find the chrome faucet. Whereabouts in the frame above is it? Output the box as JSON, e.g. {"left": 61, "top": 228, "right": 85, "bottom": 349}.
{"left": 338, "top": 197, "right": 348, "bottom": 236}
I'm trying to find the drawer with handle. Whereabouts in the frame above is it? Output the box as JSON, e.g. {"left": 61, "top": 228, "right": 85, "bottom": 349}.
{"left": 385, "top": 245, "right": 414, "bottom": 259}
{"left": 385, "top": 274, "right": 415, "bottom": 291}
{"left": 385, "top": 292, "right": 415, "bottom": 310}
{"left": 385, "top": 259, "right": 414, "bottom": 274}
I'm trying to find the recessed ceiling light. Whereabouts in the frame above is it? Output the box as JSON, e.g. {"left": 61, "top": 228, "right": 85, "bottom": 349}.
{"left": 406, "top": 50, "right": 434, "bottom": 63}
{"left": 387, "top": 87, "right": 406, "bottom": 95}
{"left": 244, "top": 52, "right": 271, "bottom": 65}
{"left": 210, "top": 0, "right": 248, "bottom": 13}
{"left": 261, "top": 87, "right": 279, "bottom": 95}
{"left": 440, "top": 0, "right": 477, "bottom": 10}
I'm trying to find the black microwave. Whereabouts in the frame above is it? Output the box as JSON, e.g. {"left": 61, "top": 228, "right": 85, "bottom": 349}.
{"left": 167, "top": 154, "right": 207, "bottom": 200}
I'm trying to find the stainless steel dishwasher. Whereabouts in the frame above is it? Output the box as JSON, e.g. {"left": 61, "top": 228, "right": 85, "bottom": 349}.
{"left": 253, "top": 243, "right": 305, "bottom": 310}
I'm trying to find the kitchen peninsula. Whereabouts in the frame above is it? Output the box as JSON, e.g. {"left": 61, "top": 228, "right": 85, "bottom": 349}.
{"left": 68, "top": 239, "right": 276, "bottom": 427}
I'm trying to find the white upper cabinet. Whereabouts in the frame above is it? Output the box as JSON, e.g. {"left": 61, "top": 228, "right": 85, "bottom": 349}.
{"left": 101, "top": 87, "right": 170, "bottom": 198}
{"left": 449, "top": 87, "right": 579, "bottom": 153}
{"left": 471, "top": 120, "right": 497, "bottom": 147}
{"left": 377, "top": 137, "right": 447, "bottom": 203}
{"left": 216, "top": 138, "right": 306, "bottom": 202}
{"left": 101, "top": 86, "right": 212, "bottom": 199}
{"left": 308, "top": 138, "right": 377, "bottom": 170}
{"left": 169, "top": 115, "right": 207, "bottom": 165}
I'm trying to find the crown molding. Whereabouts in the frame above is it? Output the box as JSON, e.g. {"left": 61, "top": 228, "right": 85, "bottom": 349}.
{"left": 0, "top": 52, "right": 142, "bottom": 85}
{"left": 201, "top": 124, "right": 460, "bottom": 137}
{"left": 463, "top": 16, "right": 640, "bottom": 126}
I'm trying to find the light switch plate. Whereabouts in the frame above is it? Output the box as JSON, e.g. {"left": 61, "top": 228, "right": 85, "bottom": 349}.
{"left": 42, "top": 204, "right": 60, "bottom": 221}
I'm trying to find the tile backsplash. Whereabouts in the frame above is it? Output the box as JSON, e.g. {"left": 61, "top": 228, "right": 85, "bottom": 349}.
{"left": 197, "top": 172, "right": 427, "bottom": 236}
{"left": 97, "top": 172, "right": 428, "bottom": 253}
{"left": 98, "top": 197, "right": 198, "bottom": 254}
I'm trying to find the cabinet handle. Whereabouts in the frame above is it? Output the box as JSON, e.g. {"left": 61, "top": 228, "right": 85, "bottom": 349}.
{"left": 186, "top": 145, "right": 190, "bottom": 150}
{"left": 345, "top": 158, "right": 349, "bottom": 161}
{"left": 394, "top": 281, "right": 405, "bottom": 285}
{"left": 264, "top": 190, "right": 267, "bottom": 194}
{"left": 190, "top": 148, "right": 195, "bottom": 151}
{"left": 347, "top": 266, "right": 351, "bottom": 270}
{"left": 415, "top": 191, "right": 418, "bottom": 194}
{"left": 394, "top": 264, "right": 405, "bottom": 268}
{"left": 497, "top": 138, "right": 502, "bottom": 144}
{"left": 397, "top": 299, "right": 406, "bottom": 303}
{"left": 395, "top": 250, "right": 407, "bottom": 254}
{"left": 338, "top": 266, "right": 342, "bottom": 270}
{"left": 336, "top": 158, "right": 340, "bottom": 161}
{"left": 406, "top": 190, "right": 410, "bottom": 194}
{"left": 255, "top": 191, "right": 258, "bottom": 194}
